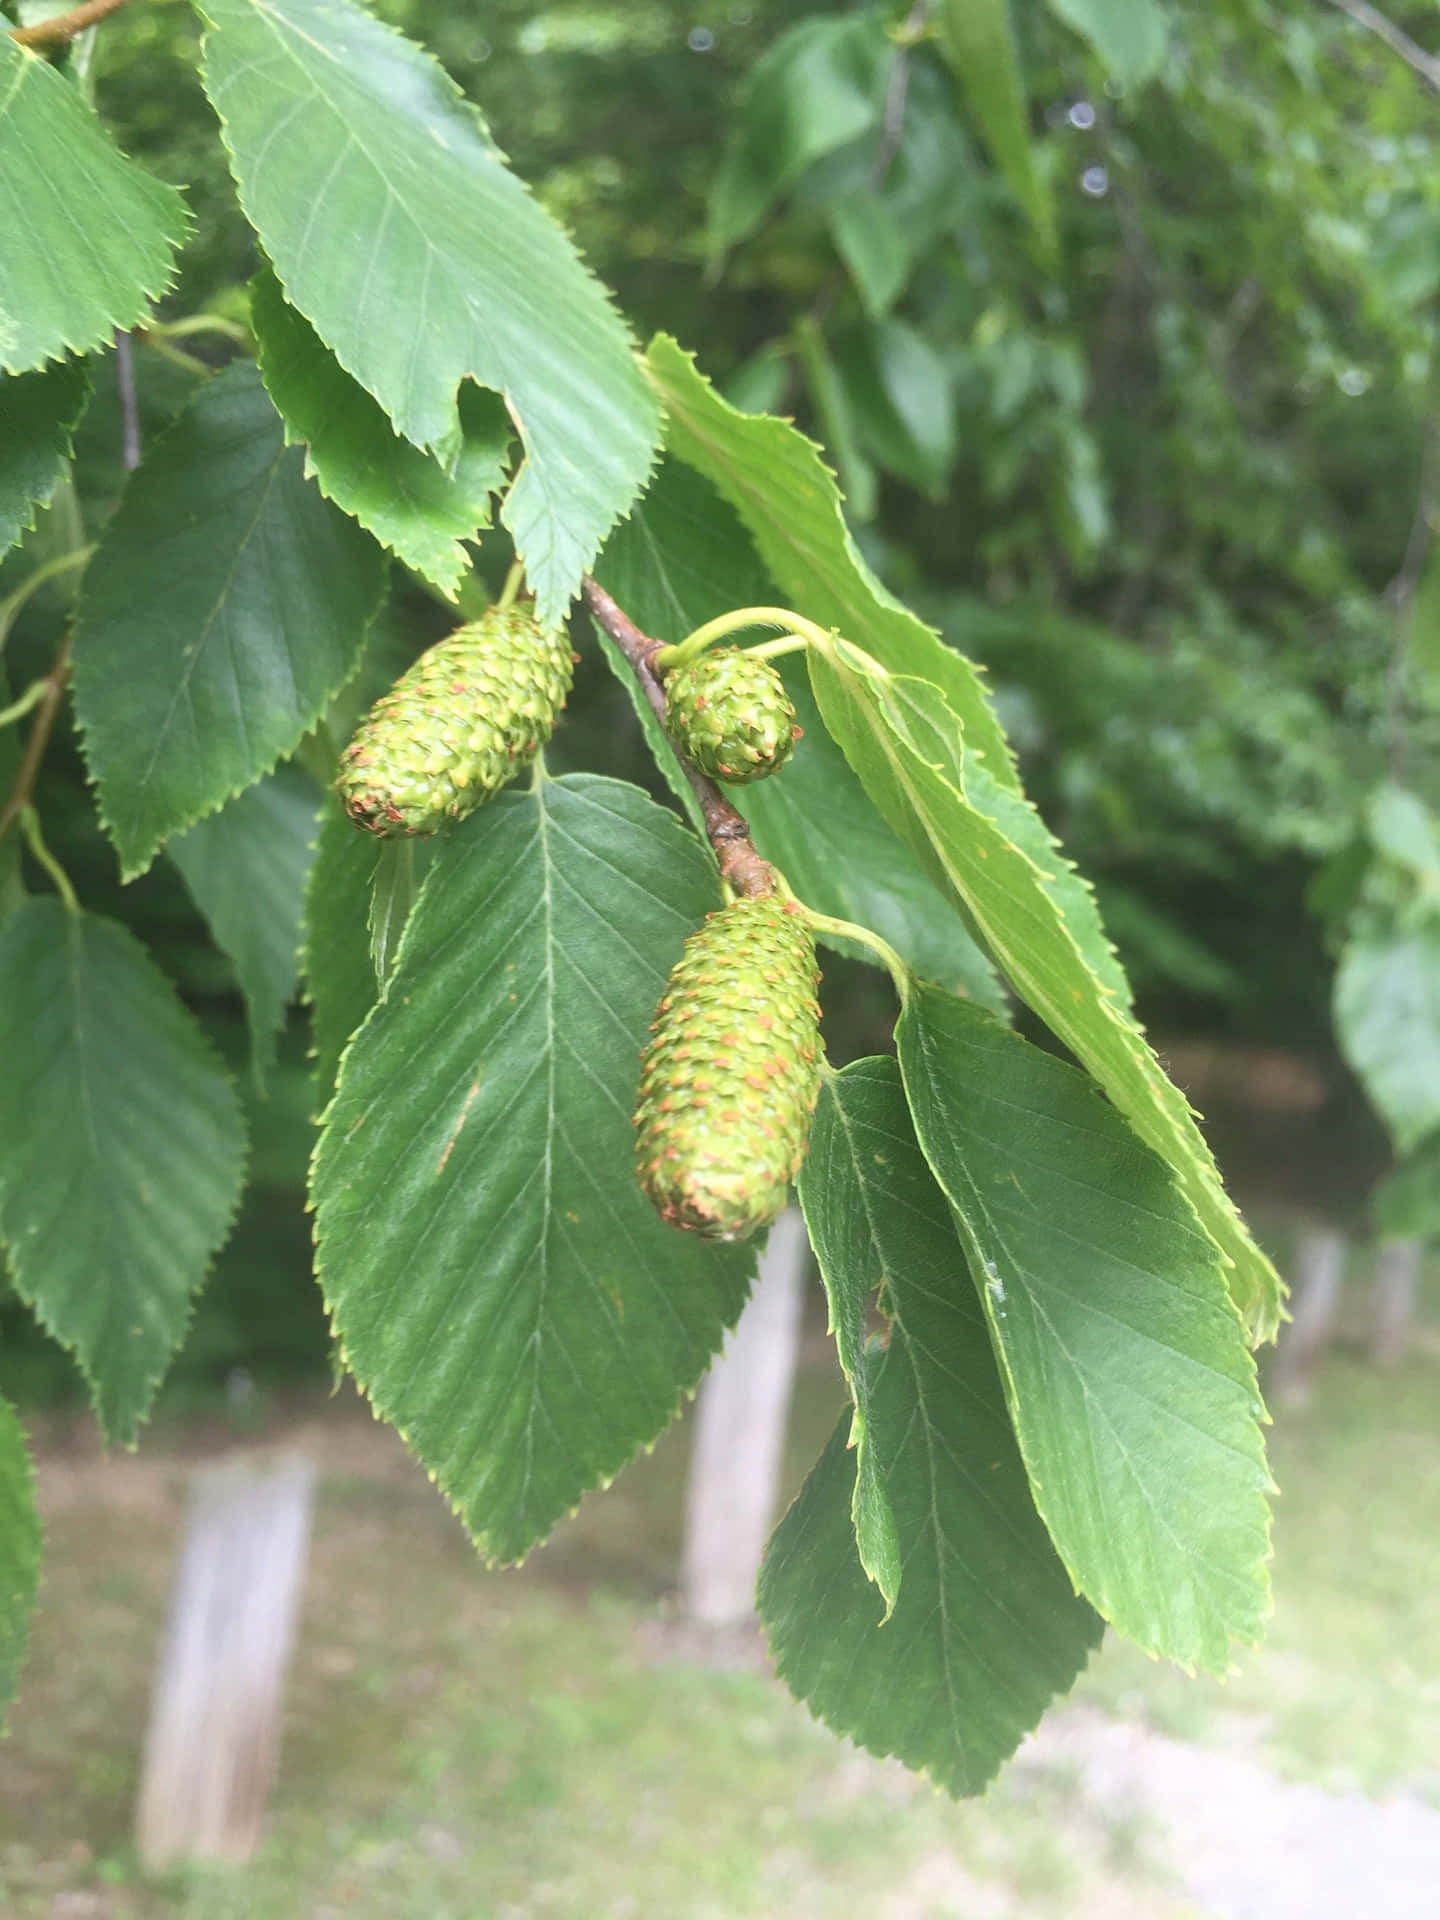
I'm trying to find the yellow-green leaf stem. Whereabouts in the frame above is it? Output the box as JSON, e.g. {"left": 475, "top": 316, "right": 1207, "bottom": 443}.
{"left": 655, "top": 603, "right": 834, "bottom": 674}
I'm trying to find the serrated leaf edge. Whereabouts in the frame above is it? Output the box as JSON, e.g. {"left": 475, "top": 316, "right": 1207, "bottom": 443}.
{"left": 307, "top": 774, "right": 749, "bottom": 1565}
{"left": 817, "top": 647, "right": 1285, "bottom": 1345}
{"left": 641, "top": 332, "right": 1022, "bottom": 795}
{"left": 196, "top": 0, "right": 662, "bottom": 618}
{"left": 0, "top": 910, "right": 250, "bottom": 1446}
{"left": 0, "top": 359, "right": 94, "bottom": 560}
{"left": 68, "top": 368, "right": 388, "bottom": 880}
{"left": 759, "top": 1418, "right": 1106, "bottom": 1799}
{"left": 0, "top": 47, "right": 190, "bottom": 375}
{"left": 896, "top": 1007, "right": 1276, "bottom": 1674}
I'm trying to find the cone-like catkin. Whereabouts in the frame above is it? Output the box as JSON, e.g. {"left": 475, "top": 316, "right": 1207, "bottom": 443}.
{"left": 336, "top": 606, "right": 574, "bottom": 835}
{"left": 634, "top": 895, "right": 822, "bottom": 1241}
{"left": 663, "top": 647, "right": 800, "bottom": 784}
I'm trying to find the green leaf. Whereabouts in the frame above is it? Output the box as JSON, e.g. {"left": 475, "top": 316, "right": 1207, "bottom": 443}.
{"left": 1411, "top": 540, "right": 1440, "bottom": 701}
{"left": 0, "top": 38, "right": 187, "bottom": 373}
{"left": 1335, "top": 925, "right": 1440, "bottom": 1155}
{"left": 1046, "top": 0, "right": 1169, "bottom": 88}
{"left": 302, "top": 800, "right": 381, "bottom": 1105}
{"left": 1365, "top": 783, "right": 1440, "bottom": 889}
{"left": 250, "top": 267, "right": 507, "bottom": 600}
{"left": 72, "top": 362, "right": 386, "bottom": 878}
{"left": 311, "top": 775, "right": 754, "bottom": 1562}
{"left": 835, "top": 318, "right": 955, "bottom": 500}
{"left": 0, "top": 1391, "right": 39, "bottom": 1729}
{"left": 744, "top": 666, "right": 1008, "bottom": 1012}
{"left": 794, "top": 1067, "right": 904, "bottom": 1609}
{"left": 0, "top": 359, "right": 91, "bottom": 557}
{"left": 897, "top": 984, "right": 1272, "bottom": 1672}
{"left": 0, "top": 666, "right": 21, "bottom": 921}
{"left": 644, "top": 334, "right": 1022, "bottom": 796}
{"left": 809, "top": 645, "right": 1284, "bottom": 1342}
{"left": 592, "top": 457, "right": 1004, "bottom": 1006}
{"left": 793, "top": 317, "right": 878, "bottom": 523}
{"left": 0, "top": 899, "right": 248, "bottom": 1442}
{"left": 828, "top": 188, "right": 913, "bottom": 317}
{"left": 709, "top": 11, "right": 890, "bottom": 253}
{"left": 198, "top": 0, "right": 660, "bottom": 623}
{"left": 168, "top": 765, "right": 322, "bottom": 1085}
{"left": 933, "top": 0, "right": 1055, "bottom": 259}
{"left": 766, "top": 1057, "right": 1103, "bottom": 1793}
{"left": 1371, "top": 1136, "right": 1440, "bottom": 1243}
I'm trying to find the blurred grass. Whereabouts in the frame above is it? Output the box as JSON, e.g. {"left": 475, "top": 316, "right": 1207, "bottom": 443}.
{"left": 0, "top": 1270, "right": 1435, "bottom": 1916}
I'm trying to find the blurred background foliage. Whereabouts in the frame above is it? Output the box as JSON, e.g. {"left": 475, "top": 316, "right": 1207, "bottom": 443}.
{"left": 4, "top": 0, "right": 1440, "bottom": 1401}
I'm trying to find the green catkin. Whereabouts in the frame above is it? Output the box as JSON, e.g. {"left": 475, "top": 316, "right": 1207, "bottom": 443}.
{"left": 663, "top": 646, "right": 800, "bottom": 784}
{"left": 336, "top": 605, "right": 574, "bottom": 835}
{"left": 634, "top": 894, "right": 822, "bottom": 1241}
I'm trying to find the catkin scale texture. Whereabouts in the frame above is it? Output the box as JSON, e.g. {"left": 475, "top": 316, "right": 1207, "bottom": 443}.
{"left": 663, "top": 647, "right": 800, "bottom": 784}
{"left": 634, "top": 895, "right": 822, "bottom": 1242}
{"left": 336, "top": 606, "right": 574, "bottom": 836}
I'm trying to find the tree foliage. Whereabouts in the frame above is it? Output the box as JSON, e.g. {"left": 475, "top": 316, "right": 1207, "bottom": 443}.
{"left": 1, "top": 0, "right": 1435, "bottom": 1793}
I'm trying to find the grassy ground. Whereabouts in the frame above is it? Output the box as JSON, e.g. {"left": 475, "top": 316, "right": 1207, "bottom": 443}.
{"left": 0, "top": 1287, "right": 1435, "bottom": 1917}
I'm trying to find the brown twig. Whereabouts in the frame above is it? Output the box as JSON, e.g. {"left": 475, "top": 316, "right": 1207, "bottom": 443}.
{"left": 10, "top": 0, "right": 128, "bottom": 46}
{"left": 581, "top": 577, "right": 776, "bottom": 898}
{"left": 872, "top": 1, "right": 931, "bottom": 189}
{"left": 1323, "top": 0, "right": 1440, "bottom": 93}
{"left": 115, "top": 330, "right": 141, "bottom": 472}
{"left": 0, "top": 633, "right": 72, "bottom": 844}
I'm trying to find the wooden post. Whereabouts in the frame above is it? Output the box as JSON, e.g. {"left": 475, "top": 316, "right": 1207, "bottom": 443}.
{"left": 682, "top": 1207, "right": 809, "bottom": 1626}
{"left": 1269, "top": 1225, "right": 1348, "bottom": 1405}
{"left": 136, "top": 1454, "right": 314, "bottom": 1868}
{"left": 1371, "top": 1236, "right": 1423, "bottom": 1367}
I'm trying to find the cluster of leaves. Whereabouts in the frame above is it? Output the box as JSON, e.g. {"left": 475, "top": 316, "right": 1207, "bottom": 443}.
{"left": 0, "top": 0, "right": 1301, "bottom": 1799}
{"left": 705, "top": 0, "right": 1440, "bottom": 1027}
{"left": 1315, "top": 782, "right": 1440, "bottom": 1242}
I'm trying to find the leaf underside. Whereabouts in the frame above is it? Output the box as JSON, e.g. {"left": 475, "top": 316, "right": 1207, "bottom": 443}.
{"left": 643, "top": 334, "right": 1021, "bottom": 795}
{"left": 898, "top": 985, "right": 1272, "bottom": 1672}
{"left": 809, "top": 646, "right": 1284, "bottom": 1343}
{"left": 311, "top": 775, "right": 754, "bottom": 1563}
{"left": 592, "top": 456, "right": 1003, "bottom": 1003}
{"left": 767, "top": 1058, "right": 1103, "bottom": 1796}
{"left": 250, "top": 266, "right": 509, "bottom": 599}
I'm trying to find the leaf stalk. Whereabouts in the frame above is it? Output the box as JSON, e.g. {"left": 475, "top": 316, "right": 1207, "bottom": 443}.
{"left": 9, "top": 0, "right": 127, "bottom": 47}
{"left": 0, "top": 633, "right": 73, "bottom": 849}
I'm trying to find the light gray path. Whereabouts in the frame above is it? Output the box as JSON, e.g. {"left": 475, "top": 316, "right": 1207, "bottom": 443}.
{"left": 1018, "top": 1708, "right": 1440, "bottom": 1920}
